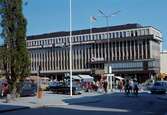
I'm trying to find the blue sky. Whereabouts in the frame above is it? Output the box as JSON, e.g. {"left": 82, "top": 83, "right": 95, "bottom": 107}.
{"left": 1, "top": 0, "right": 167, "bottom": 50}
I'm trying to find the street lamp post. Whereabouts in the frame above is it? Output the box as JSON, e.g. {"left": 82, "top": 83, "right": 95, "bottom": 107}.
{"left": 37, "top": 65, "right": 42, "bottom": 98}
{"left": 98, "top": 9, "right": 120, "bottom": 92}
{"left": 98, "top": 9, "right": 120, "bottom": 61}
{"left": 69, "top": 0, "right": 73, "bottom": 96}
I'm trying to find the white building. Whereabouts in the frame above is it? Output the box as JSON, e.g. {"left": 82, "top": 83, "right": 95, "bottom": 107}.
{"left": 160, "top": 51, "right": 167, "bottom": 79}
{"left": 26, "top": 23, "right": 162, "bottom": 82}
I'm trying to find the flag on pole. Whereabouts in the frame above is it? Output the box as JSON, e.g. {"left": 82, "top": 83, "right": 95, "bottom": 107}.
{"left": 90, "top": 16, "right": 97, "bottom": 23}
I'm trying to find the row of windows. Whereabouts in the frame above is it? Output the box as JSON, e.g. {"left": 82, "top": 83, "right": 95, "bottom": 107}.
{"left": 148, "top": 61, "right": 160, "bottom": 68}
{"left": 30, "top": 40, "right": 151, "bottom": 71}
{"left": 27, "top": 28, "right": 150, "bottom": 47}
{"left": 111, "top": 62, "right": 143, "bottom": 69}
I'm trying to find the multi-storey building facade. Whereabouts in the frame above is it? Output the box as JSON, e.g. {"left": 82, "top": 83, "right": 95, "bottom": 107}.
{"left": 27, "top": 24, "right": 162, "bottom": 82}
{"left": 160, "top": 51, "right": 167, "bottom": 79}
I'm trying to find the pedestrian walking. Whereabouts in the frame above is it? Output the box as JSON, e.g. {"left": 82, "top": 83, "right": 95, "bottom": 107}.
{"left": 103, "top": 80, "right": 108, "bottom": 93}
{"left": 129, "top": 79, "right": 134, "bottom": 94}
{"left": 133, "top": 79, "right": 139, "bottom": 96}
{"left": 125, "top": 79, "right": 130, "bottom": 95}
{"left": 118, "top": 80, "right": 124, "bottom": 93}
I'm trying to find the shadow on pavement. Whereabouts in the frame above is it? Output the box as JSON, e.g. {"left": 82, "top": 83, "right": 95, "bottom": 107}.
{"left": 0, "top": 106, "right": 155, "bottom": 115}
{"left": 0, "top": 104, "right": 29, "bottom": 113}
{"left": 63, "top": 91, "right": 166, "bottom": 115}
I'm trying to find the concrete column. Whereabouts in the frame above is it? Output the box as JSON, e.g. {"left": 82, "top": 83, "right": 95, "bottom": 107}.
{"left": 91, "top": 44, "right": 94, "bottom": 58}
{"left": 118, "top": 41, "right": 121, "bottom": 60}
{"left": 129, "top": 40, "right": 132, "bottom": 60}
{"left": 45, "top": 51, "right": 47, "bottom": 71}
{"left": 61, "top": 49, "right": 63, "bottom": 70}
{"left": 145, "top": 40, "right": 148, "bottom": 59}
{"left": 133, "top": 40, "right": 136, "bottom": 60}
{"left": 57, "top": 49, "right": 60, "bottom": 70}
{"left": 48, "top": 50, "right": 51, "bottom": 70}
{"left": 109, "top": 42, "right": 111, "bottom": 61}
{"left": 55, "top": 49, "right": 58, "bottom": 70}
{"left": 63, "top": 49, "right": 65, "bottom": 70}
{"left": 122, "top": 41, "right": 124, "bottom": 60}
{"left": 39, "top": 52, "right": 41, "bottom": 70}
{"left": 59, "top": 49, "right": 62, "bottom": 70}
{"left": 87, "top": 46, "right": 90, "bottom": 64}
{"left": 77, "top": 49, "right": 80, "bottom": 69}
{"left": 108, "top": 41, "right": 110, "bottom": 61}
{"left": 126, "top": 41, "right": 128, "bottom": 60}
{"left": 101, "top": 43, "right": 103, "bottom": 58}
{"left": 43, "top": 50, "right": 45, "bottom": 71}
{"left": 111, "top": 42, "right": 113, "bottom": 61}
{"left": 94, "top": 44, "right": 96, "bottom": 58}
{"left": 84, "top": 46, "right": 87, "bottom": 69}
{"left": 81, "top": 49, "right": 84, "bottom": 69}
{"left": 137, "top": 40, "right": 140, "bottom": 59}
{"left": 115, "top": 42, "right": 117, "bottom": 61}
{"left": 141, "top": 41, "right": 144, "bottom": 59}
{"left": 72, "top": 49, "right": 75, "bottom": 70}
{"left": 104, "top": 43, "right": 107, "bottom": 60}
{"left": 52, "top": 48, "right": 55, "bottom": 70}
{"left": 66, "top": 49, "right": 69, "bottom": 70}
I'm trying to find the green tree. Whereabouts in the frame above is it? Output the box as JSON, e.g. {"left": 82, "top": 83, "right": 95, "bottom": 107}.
{"left": 0, "top": 0, "right": 30, "bottom": 96}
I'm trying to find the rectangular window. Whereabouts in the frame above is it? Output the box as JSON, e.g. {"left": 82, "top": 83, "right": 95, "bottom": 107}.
{"left": 75, "top": 36, "right": 78, "bottom": 42}
{"left": 82, "top": 36, "right": 85, "bottom": 41}
{"left": 144, "top": 29, "right": 149, "bottom": 35}
{"left": 141, "top": 29, "right": 145, "bottom": 35}
{"left": 138, "top": 30, "right": 141, "bottom": 36}
{"left": 96, "top": 34, "right": 99, "bottom": 40}
{"left": 92, "top": 34, "right": 95, "bottom": 40}
{"left": 109, "top": 33, "right": 112, "bottom": 38}
{"left": 105, "top": 33, "right": 108, "bottom": 39}
{"left": 113, "top": 33, "right": 115, "bottom": 38}
{"left": 123, "top": 31, "right": 126, "bottom": 37}
{"left": 99, "top": 34, "right": 101, "bottom": 40}
{"left": 120, "top": 32, "right": 122, "bottom": 38}
{"left": 116, "top": 32, "right": 119, "bottom": 38}
{"left": 72, "top": 37, "right": 75, "bottom": 42}
{"left": 80, "top": 36, "right": 82, "bottom": 41}
{"left": 131, "top": 31, "right": 134, "bottom": 37}
{"left": 86, "top": 35, "right": 89, "bottom": 41}
{"left": 135, "top": 30, "right": 138, "bottom": 36}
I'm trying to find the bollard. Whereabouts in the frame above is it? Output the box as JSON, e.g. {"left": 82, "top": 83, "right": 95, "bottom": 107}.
{"left": 6, "top": 94, "right": 11, "bottom": 103}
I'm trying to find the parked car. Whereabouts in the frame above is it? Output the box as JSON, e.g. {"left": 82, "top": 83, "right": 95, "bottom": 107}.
{"left": 150, "top": 81, "right": 167, "bottom": 94}
{"left": 48, "top": 81, "right": 81, "bottom": 95}
{"left": 20, "top": 82, "right": 37, "bottom": 97}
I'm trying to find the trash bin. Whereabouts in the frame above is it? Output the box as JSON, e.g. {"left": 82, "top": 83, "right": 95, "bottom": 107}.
{"left": 6, "top": 94, "right": 11, "bottom": 103}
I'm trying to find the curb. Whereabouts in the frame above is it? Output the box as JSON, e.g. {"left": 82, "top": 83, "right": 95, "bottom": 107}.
{"left": 68, "top": 99, "right": 101, "bottom": 105}
{"left": 0, "top": 106, "right": 30, "bottom": 113}
{"left": 63, "top": 98, "right": 102, "bottom": 105}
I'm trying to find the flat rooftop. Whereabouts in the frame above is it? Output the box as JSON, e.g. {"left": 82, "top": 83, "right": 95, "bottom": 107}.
{"left": 27, "top": 23, "right": 145, "bottom": 40}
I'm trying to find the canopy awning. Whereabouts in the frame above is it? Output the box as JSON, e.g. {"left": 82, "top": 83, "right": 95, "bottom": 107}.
{"left": 78, "top": 75, "right": 94, "bottom": 82}
{"left": 114, "top": 76, "right": 124, "bottom": 80}
{"left": 72, "top": 75, "right": 81, "bottom": 80}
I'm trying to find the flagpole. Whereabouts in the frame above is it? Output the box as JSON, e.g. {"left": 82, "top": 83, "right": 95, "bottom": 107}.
{"left": 90, "top": 16, "right": 93, "bottom": 40}
{"left": 90, "top": 16, "right": 96, "bottom": 58}
{"left": 69, "top": 0, "right": 73, "bottom": 96}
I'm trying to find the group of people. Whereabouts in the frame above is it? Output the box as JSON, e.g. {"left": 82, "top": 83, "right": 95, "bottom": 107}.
{"left": 95, "top": 80, "right": 108, "bottom": 93}
{"left": 118, "top": 78, "right": 139, "bottom": 96}
{"left": 82, "top": 79, "right": 108, "bottom": 93}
